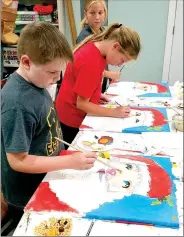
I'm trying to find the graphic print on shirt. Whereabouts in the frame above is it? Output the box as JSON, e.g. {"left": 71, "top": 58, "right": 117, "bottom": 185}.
{"left": 46, "top": 105, "right": 62, "bottom": 156}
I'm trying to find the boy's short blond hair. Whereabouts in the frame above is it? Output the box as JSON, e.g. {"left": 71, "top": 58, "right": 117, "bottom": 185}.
{"left": 17, "top": 21, "right": 73, "bottom": 64}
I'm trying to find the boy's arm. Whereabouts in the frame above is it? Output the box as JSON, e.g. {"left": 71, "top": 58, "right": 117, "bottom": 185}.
{"left": 2, "top": 109, "right": 96, "bottom": 173}
{"left": 6, "top": 151, "right": 96, "bottom": 173}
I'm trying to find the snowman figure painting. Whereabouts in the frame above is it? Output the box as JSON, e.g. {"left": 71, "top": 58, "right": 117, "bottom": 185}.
{"left": 107, "top": 82, "right": 171, "bottom": 98}
{"left": 120, "top": 107, "right": 169, "bottom": 132}
{"left": 25, "top": 154, "right": 179, "bottom": 228}
{"left": 133, "top": 82, "right": 171, "bottom": 97}
{"left": 106, "top": 155, "right": 172, "bottom": 199}
{"left": 80, "top": 107, "right": 170, "bottom": 133}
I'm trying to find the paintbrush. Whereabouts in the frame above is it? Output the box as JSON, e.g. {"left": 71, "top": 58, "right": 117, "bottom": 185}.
{"left": 120, "top": 65, "right": 125, "bottom": 72}
{"left": 114, "top": 101, "right": 134, "bottom": 118}
{"left": 115, "top": 101, "right": 130, "bottom": 107}
{"left": 165, "top": 119, "right": 183, "bottom": 124}
{"left": 115, "top": 101, "right": 122, "bottom": 107}
{"left": 170, "top": 106, "right": 183, "bottom": 116}
{"left": 55, "top": 137, "right": 122, "bottom": 173}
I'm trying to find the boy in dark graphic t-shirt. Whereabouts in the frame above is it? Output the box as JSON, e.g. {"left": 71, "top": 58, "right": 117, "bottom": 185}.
{"left": 1, "top": 22, "right": 97, "bottom": 224}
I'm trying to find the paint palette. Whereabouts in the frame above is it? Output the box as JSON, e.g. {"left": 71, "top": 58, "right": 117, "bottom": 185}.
{"left": 34, "top": 217, "right": 72, "bottom": 236}
{"left": 13, "top": 212, "right": 93, "bottom": 236}
{"left": 75, "top": 132, "right": 147, "bottom": 154}
{"left": 76, "top": 132, "right": 115, "bottom": 152}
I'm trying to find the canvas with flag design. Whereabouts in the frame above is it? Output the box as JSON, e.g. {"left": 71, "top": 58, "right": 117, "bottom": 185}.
{"left": 80, "top": 107, "right": 170, "bottom": 133}
{"left": 25, "top": 153, "right": 179, "bottom": 229}
{"left": 107, "top": 82, "right": 171, "bottom": 97}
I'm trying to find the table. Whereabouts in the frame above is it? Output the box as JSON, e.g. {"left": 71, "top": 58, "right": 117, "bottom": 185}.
{"left": 13, "top": 83, "right": 183, "bottom": 236}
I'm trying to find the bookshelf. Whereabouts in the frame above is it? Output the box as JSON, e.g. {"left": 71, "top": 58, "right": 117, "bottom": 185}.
{"left": 1, "top": 0, "right": 64, "bottom": 76}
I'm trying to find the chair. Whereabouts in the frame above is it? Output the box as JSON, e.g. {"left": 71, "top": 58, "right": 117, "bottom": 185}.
{"left": 1, "top": 189, "right": 18, "bottom": 236}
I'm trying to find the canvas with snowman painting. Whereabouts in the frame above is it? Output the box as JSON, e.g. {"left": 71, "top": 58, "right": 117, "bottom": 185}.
{"left": 80, "top": 106, "right": 170, "bottom": 133}
{"left": 106, "top": 82, "right": 171, "bottom": 98}
{"left": 25, "top": 154, "right": 179, "bottom": 229}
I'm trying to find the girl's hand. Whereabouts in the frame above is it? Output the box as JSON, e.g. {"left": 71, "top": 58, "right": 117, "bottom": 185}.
{"left": 99, "top": 93, "right": 111, "bottom": 104}
{"left": 108, "top": 71, "right": 121, "bottom": 81}
{"left": 112, "top": 106, "right": 131, "bottom": 118}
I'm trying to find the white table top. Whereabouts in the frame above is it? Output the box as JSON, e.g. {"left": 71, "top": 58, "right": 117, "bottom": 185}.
{"left": 13, "top": 84, "right": 183, "bottom": 236}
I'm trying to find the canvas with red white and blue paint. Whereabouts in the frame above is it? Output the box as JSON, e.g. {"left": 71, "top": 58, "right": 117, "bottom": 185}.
{"left": 25, "top": 154, "right": 179, "bottom": 229}
{"left": 107, "top": 82, "right": 172, "bottom": 98}
{"left": 80, "top": 107, "right": 170, "bottom": 133}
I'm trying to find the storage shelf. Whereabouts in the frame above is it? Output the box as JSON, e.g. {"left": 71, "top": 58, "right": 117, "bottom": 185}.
{"left": 3, "top": 64, "right": 19, "bottom": 68}
{"left": 16, "top": 21, "right": 58, "bottom": 25}
{"left": 2, "top": 0, "right": 60, "bottom": 71}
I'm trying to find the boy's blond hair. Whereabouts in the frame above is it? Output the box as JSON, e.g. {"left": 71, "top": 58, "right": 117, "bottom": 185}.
{"left": 81, "top": 0, "right": 107, "bottom": 30}
{"left": 74, "top": 22, "right": 141, "bottom": 60}
{"left": 17, "top": 21, "right": 73, "bottom": 64}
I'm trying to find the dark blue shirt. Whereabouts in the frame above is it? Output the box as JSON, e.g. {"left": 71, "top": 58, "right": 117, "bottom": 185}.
{"left": 76, "top": 24, "right": 93, "bottom": 44}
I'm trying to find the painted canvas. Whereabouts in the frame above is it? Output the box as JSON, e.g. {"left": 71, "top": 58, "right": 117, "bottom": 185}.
{"left": 89, "top": 217, "right": 183, "bottom": 236}
{"left": 25, "top": 155, "right": 179, "bottom": 229}
{"left": 109, "top": 96, "right": 180, "bottom": 108}
{"left": 106, "top": 82, "right": 171, "bottom": 97}
{"left": 75, "top": 131, "right": 146, "bottom": 153}
{"left": 142, "top": 132, "right": 183, "bottom": 157}
{"left": 80, "top": 106, "right": 170, "bottom": 133}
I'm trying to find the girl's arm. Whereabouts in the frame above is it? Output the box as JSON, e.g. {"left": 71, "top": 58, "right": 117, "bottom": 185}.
{"left": 77, "top": 95, "right": 130, "bottom": 117}
{"left": 104, "top": 70, "right": 121, "bottom": 81}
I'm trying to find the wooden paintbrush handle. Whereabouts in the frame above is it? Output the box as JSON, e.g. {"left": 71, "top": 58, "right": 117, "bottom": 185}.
{"left": 55, "top": 137, "right": 122, "bottom": 173}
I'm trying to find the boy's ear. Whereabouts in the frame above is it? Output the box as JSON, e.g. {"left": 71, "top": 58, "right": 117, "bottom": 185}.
{"left": 21, "top": 55, "right": 31, "bottom": 70}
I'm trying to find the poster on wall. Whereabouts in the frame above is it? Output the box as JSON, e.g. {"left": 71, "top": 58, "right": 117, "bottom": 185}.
{"left": 80, "top": 0, "right": 108, "bottom": 26}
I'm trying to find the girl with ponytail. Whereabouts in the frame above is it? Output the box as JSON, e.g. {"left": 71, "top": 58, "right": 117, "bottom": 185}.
{"left": 56, "top": 23, "right": 141, "bottom": 148}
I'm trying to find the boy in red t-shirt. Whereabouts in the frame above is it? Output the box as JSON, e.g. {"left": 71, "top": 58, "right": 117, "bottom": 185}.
{"left": 56, "top": 23, "right": 141, "bottom": 148}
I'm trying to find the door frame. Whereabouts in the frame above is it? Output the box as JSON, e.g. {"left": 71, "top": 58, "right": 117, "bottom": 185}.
{"left": 57, "top": 0, "right": 65, "bottom": 34}
{"left": 162, "top": 0, "right": 177, "bottom": 82}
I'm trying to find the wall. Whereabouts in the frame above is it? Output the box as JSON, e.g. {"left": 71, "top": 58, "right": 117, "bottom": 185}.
{"left": 64, "top": 0, "right": 170, "bottom": 83}
{"left": 64, "top": 0, "right": 81, "bottom": 46}
{"left": 168, "top": 0, "right": 183, "bottom": 85}
{"left": 108, "top": 0, "right": 169, "bottom": 82}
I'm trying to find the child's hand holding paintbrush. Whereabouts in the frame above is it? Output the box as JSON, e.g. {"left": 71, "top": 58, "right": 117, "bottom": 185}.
{"left": 113, "top": 100, "right": 131, "bottom": 118}
{"left": 55, "top": 137, "right": 122, "bottom": 173}
{"left": 110, "top": 65, "right": 125, "bottom": 83}
{"left": 112, "top": 106, "right": 131, "bottom": 118}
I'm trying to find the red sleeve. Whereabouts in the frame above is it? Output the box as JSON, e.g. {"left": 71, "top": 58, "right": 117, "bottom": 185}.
{"left": 74, "top": 63, "right": 100, "bottom": 99}
{"left": 59, "top": 150, "right": 77, "bottom": 156}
